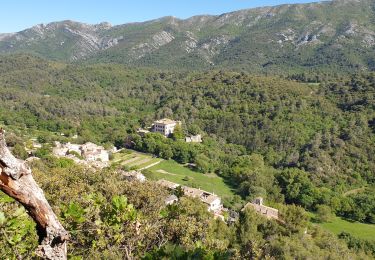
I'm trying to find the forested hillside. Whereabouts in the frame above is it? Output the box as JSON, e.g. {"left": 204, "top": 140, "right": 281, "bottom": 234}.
{"left": 0, "top": 54, "right": 374, "bottom": 221}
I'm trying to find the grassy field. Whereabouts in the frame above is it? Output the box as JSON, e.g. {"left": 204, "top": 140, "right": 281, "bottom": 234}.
{"left": 112, "top": 149, "right": 235, "bottom": 198}
{"left": 318, "top": 216, "right": 375, "bottom": 241}
{"left": 145, "top": 160, "right": 235, "bottom": 198}
{"left": 112, "top": 149, "right": 162, "bottom": 170}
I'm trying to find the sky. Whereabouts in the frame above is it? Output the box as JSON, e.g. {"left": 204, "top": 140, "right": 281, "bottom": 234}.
{"left": 0, "top": 0, "right": 320, "bottom": 33}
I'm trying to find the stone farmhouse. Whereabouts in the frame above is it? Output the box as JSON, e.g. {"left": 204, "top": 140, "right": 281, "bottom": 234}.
{"left": 157, "top": 179, "right": 223, "bottom": 213}
{"left": 152, "top": 118, "right": 181, "bottom": 137}
{"left": 81, "top": 142, "right": 109, "bottom": 162}
{"left": 182, "top": 186, "right": 223, "bottom": 212}
{"left": 243, "top": 197, "right": 279, "bottom": 220}
{"left": 138, "top": 118, "right": 203, "bottom": 143}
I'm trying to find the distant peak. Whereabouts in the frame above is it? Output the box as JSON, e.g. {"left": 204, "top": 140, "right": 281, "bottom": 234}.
{"left": 97, "top": 22, "right": 112, "bottom": 29}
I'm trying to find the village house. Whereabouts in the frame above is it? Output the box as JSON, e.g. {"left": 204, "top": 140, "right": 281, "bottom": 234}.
{"left": 182, "top": 186, "right": 223, "bottom": 213}
{"left": 152, "top": 118, "right": 181, "bottom": 137}
{"left": 122, "top": 170, "right": 146, "bottom": 182}
{"left": 243, "top": 197, "right": 279, "bottom": 220}
{"left": 156, "top": 179, "right": 224, "bottom": 214}
{"left": 80, "top": 142, "right": 109, "bottom": 162}
{"left": 185, "top": 134, "right": 202, "bottom": 143}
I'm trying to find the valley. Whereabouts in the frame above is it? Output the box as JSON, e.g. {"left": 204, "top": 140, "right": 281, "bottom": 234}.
{"left": 0, "top": 0, "right": 374, "bottom": 259}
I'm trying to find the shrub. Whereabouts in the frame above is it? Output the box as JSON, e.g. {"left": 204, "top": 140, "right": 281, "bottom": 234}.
{"left": 315, "top": 204, "right": 334, "bottom": 223}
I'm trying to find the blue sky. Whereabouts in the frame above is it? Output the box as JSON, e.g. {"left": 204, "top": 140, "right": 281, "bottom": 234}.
{"left": 1, "top": 0, "right": 320, "bottom": 33}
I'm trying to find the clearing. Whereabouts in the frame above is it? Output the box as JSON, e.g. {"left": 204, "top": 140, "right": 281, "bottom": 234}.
{"left": 145, "top": 159, "right": 235, "bottom": 198}
{"left": 112, "top": 149, "right": 235, "bottom": 198}
{"left": 318, "top": 216, "right": 375, "bottom": 241}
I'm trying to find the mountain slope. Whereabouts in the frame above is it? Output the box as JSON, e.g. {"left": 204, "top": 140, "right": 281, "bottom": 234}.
{"left": 0, "top": 0, "right": 374, "bottom": 71}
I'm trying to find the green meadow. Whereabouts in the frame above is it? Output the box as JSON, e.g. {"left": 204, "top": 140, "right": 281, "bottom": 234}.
{"left": 145, "top": 160, "right": 235, "bottom": 198}
{"left": 318, "top": 216, "right": 375, "bottom": 241}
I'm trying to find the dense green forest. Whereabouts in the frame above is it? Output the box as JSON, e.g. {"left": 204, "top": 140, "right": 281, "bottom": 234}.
{"left": 0, "top": 54, "right": 374, "bottom": 258}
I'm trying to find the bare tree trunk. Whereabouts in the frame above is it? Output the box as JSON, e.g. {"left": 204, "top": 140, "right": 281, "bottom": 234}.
{"left": 0, "top": 129, "right": 68, "bottom": 259}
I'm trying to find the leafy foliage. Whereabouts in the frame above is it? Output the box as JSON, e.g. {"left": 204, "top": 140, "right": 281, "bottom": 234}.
{"left": 1, "top": 158, "right": 371, "bottom": 259}
{"left": 0, "top": 193, "right": 38, "bottom": 258}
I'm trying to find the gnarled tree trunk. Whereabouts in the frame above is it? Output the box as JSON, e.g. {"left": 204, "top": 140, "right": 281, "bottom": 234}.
{"left": 0, "top": 129, "right": 68, "bottom": 259}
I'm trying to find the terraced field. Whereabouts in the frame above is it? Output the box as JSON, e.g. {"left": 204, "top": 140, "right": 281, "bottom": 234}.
{"left": 112, "top": 149, "right": 162, "bottom": 170}
{"left": 111, "top": 149, "right": 235, "bottom": 198}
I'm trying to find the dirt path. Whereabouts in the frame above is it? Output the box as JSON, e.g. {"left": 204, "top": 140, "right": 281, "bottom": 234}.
{"left": 139, "top": 160, "right": 162, "bottom": 170}
{"left": 156, "top": 169, "right": 177, "bottom": 176}
{"left": 122, "top": 156, "right": 141, "bottom": 165}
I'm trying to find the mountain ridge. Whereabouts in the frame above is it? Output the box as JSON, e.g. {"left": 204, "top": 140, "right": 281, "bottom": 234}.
{"left": 0, "top": 0, "right": 374, "bottom": 71}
